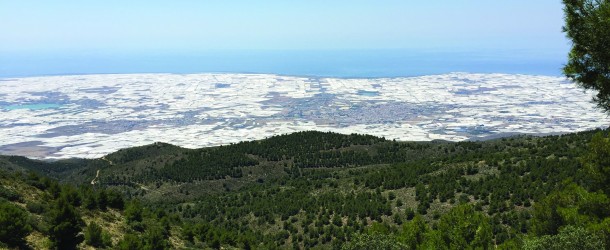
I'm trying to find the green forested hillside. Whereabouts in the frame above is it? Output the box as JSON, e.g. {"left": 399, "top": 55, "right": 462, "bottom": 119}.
{"left": 0, "top": 168, "right": 189, "bottom": 249}
{"left": 1, "top": 129, "right": 610, "bottom": 249}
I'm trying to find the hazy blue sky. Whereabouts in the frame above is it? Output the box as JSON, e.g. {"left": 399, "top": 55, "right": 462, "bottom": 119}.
{"left": 0, "top": 1, "right": 568, "bottom": 52}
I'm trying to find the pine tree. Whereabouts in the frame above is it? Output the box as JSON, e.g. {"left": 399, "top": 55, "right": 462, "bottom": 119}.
{"left": 563, "top": 0, "right": 610, "bottom": 112}
{"left": 0, "top": 201, "right": 32, "bottom": 247}
{"left": 47, "top": 197, "right": 84, "bottom": 250}
{"left": 85, "top": 222, "right": 111, "bottom": 248}
{"left": 118, "top": 233, "right": 142, "bottom": 250}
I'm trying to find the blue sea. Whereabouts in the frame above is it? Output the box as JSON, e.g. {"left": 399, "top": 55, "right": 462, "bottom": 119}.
{"left": 0, "top": 48, "right": 568, "bottom": 78}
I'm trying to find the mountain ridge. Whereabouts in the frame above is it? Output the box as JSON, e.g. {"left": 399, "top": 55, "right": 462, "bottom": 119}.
{"left": 2, "top": 129, "right": 610, "bottom": 248}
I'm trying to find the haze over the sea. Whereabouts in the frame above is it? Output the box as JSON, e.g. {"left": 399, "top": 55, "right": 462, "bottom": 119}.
{"left": 0, "top": 48, "right": 567, "bottom": 78}
{"left": 0, "top": 0, "right": 568, "bottom": 78}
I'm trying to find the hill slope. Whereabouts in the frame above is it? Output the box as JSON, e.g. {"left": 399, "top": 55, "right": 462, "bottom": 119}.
{"left": 1, "top": 129, "right": 609, "bottom": 249}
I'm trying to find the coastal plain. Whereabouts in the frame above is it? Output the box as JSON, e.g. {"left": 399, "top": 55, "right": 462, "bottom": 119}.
{"left": 0, "top": 73, "right": 607, "bottom": 159}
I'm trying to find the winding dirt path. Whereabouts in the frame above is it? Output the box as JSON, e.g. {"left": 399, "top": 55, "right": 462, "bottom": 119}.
{"left": 91, "top": 156, "right": 158, "bottom": 193}
{"left": 90, "top": 169, "right": 100, "bottom": 185}
{"left": 91, "top": 157, "right": 114, "bottom": 185}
